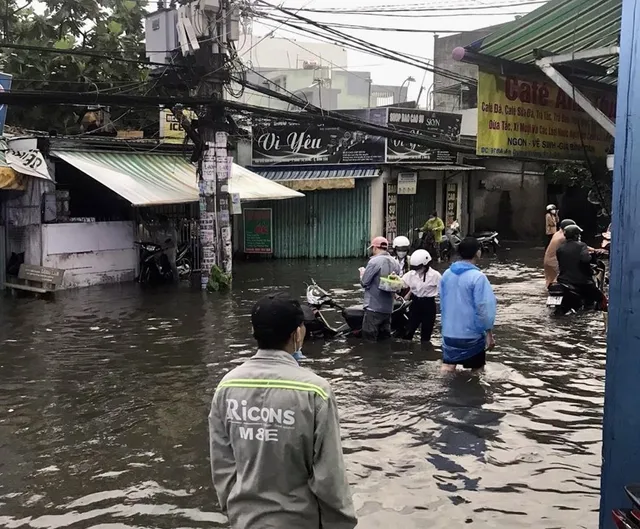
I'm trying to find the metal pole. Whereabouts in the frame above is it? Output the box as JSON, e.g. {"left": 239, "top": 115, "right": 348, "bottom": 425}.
{"left": 599, "top": 0, "right": 640, "bottom": 526}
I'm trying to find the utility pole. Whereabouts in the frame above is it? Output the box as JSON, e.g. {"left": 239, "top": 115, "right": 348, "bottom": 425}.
{"left": 196, "top": 0, "right": 234, "bottom": 289}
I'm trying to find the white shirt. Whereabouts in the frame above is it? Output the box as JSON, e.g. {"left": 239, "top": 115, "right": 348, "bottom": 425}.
{"left": 402, "top": 268, "right": 442, "bottom": 298}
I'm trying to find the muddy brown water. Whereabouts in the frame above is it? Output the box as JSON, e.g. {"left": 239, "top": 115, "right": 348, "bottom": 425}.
{"left": 0, "top": 249, "right": 605, "bottom": 529}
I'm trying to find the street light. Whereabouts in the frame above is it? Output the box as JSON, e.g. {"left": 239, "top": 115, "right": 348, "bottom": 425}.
{"left": 399, "top": 76, "right": 416, "bottom": 103}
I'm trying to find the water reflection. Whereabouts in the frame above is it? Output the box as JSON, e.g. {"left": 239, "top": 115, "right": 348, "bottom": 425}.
{"left": 0, "top": 249, "right": 604, "bottom": 528}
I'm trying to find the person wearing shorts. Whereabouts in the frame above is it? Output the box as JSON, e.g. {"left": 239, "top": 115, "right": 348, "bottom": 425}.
{"left": 439, "top": 237, "right": 497, "bottom": 372}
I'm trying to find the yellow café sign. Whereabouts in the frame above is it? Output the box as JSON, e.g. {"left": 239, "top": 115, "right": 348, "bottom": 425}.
{"left": 476, "top": 70, "right": 615, "bottom": 161}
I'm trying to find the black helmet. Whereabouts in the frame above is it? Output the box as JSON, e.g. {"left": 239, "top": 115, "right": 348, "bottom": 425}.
{"left": 564, "top": 224, "right": 583, "bottom": 240}
{"left": 560, "top": 219, "right": 576, "bottom": 230}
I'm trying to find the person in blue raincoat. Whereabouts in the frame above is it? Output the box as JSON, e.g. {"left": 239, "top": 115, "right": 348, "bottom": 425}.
{"left": 440, "top": 237, "right": 497, "bottom": 372}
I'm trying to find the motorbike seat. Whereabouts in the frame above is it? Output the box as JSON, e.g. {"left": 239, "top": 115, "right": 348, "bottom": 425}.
{"left": 471, "top": 231, "right": 495, "bottom": 239}
{"left": 343, "top": 305, "right": 364, "bottom": 319}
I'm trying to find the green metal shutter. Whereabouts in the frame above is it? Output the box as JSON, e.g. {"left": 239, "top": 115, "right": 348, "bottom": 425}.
{"left": 396, "top": 179, "right": 437, "bottom": 238}
{"left": 255, "top": 179, "right": 371, "bottom": 258}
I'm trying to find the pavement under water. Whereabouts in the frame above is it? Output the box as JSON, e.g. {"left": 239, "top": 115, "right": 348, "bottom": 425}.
{"left": 0, "top": 248, "right": 606, "bottom": 529}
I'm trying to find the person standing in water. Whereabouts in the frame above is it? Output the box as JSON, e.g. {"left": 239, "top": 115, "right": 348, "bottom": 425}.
{"left": 440, "top": 237, "right": 496, "bottom": 372}
{"left": 392, "top": 235, "right": 411, "bottom": 274}
{"left": 544, "top": 218, "right": 576, "bottom": 288}
{"left": 209, "top": 293, "right": 357, "bottom": 529}
{"left": 545, "top": 204, "right": 560, "bottom": 247}
{"left": 402, "top": 249, "right": 442, "bottom": 343}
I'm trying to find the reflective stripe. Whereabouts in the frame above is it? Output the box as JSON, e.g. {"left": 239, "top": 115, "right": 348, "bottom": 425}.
{"left": 217, "top": 378, "right": 328, "bottom": 400}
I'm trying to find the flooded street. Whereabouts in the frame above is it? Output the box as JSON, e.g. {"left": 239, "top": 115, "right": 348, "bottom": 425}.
{"left": 0, "top": 248, "right": 605, "bottom": 529}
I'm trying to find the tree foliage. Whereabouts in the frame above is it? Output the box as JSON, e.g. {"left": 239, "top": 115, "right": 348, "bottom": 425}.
{"left": 0, "top": 0, "right": 154, "bottom": 134}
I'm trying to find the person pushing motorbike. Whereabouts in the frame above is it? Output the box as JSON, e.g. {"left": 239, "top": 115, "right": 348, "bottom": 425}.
{"left": 556, "top": 224, "right": 606, "bottom": 310}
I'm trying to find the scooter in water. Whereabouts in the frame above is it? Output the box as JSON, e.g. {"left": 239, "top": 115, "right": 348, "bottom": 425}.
{"left": 135, "top": 239, "right": 174, "bottom": 285}
{"left": 472, "top": 231, "right": 500, "bottom": 254}
{"left": 440, "top": 227, "right": 499, "bottom": 261}
{"left": 612, "top": 484, "right": 640, "bottom": 528}
{"left": 176, "top": 241, "right": 193, "bottom": 280}
{"left": 546, "top": 256, "right": 607, "bottom": 315}
{"left": 303, "top": 280, "right": 411, "bottom": 340}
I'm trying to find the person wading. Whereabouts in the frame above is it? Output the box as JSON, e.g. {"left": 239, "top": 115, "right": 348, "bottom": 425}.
{"left": 544, "top": 218, "right": 576, "bottom": 288}
{"left": 402, "top": 249, "right": 442, "bottom": 343}
{"left": 545, "top": 204, "right": 560, "bottom": 247}
{"left": 440, "top": 237, "right": 497, "bottom": 372}
{"left": 360, "top": 236, "right": 401, "bottom": 341}
{"left": 209, "top": 293, "right": 357, "bottom": 529}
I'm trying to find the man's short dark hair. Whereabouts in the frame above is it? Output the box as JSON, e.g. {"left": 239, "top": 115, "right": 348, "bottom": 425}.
{"left": 458, "top": 237, "right": 481, "bottom": 260}
{"left": 251, "top": 292, "right": 305, "bottom": 350}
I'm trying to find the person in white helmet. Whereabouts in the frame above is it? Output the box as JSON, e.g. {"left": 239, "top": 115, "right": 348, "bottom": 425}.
{"left": 545, "top": 204, "right": 560, "bottom": 247}
{"left": 401, "top": 249, "right": 442, "bottom": 343}
{"left": 392, "top": 235, "right": 411, "bottom": 274}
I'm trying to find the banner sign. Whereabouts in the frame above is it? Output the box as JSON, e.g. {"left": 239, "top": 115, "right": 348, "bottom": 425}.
{"left": 385, "top": 182, "right": 398, "bottom": 242}
{"left": 0, "top": 73, "right": 12, "bottom": 137}
{"left": 386, "top": 109, "right": 461, "bottom": 163}
{"left": 476, "top": 71, "right": 615, "bottom": 160}
{"left": 159, "top": 108, "right": 197, "bottom": 143}
{"left": 446, "top": 183, "right": 458, "bottom": 222}
{"left": 5, "top": 149, "right": 52, "bottom": 181}
{"left": 244, "top": 208, "right": 273, "bottom": 254}
{"left": 251, "top": 108, "right": 386, "bottom": 165}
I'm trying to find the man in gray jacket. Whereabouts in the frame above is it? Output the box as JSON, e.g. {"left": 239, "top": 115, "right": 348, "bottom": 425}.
{"left": 361, "top": 236, "right": 401, "bottom": 341}
{"left": 209, "top": 293, "right": 357, "bottom": 529}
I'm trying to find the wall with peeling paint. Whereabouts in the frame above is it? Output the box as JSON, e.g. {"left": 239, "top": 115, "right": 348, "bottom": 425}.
{"left": 42, "top": 221, "right": 136, "bottom": 289}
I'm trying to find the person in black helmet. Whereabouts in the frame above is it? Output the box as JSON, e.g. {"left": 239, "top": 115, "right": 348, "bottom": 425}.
{"left": 544, "top": 218, "right": 576, "bottom": 288}
{"left": 556, "top": 224, "right": 605, "bottom": 308}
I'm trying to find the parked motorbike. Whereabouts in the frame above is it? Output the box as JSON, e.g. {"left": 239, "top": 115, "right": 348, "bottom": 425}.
{"left": 176, "top": 241, "right": 193, "bottom": 280}
{"left": 303, "top": 280, "right": 411, "bottom": 339}
{"left": 440, "top": 227, "right": 500, "bottom": 261}
{"left": 135, "top": 239, "right": 174, "bottom": 285}
{"left": 546, "top": 255, "right": 606, "bottom": 315}
{"left": 612, "top": 484, "right": 640, "bottom": 528}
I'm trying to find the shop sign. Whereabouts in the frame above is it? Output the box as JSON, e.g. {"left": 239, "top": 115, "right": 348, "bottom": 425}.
{"left": 159, "top": 108, "right": 197, "bottom": 143}
{"left": 385, "top": 183, "right": 398, "bottom": 242}
{"left": 251, "top": 109, "right": 387, "bottom": 165}
{"left": 387, "top": 108, "right": 461, "bottom": 163}
{"left": 446, "top": 183, "right": 458, "bottom": 222}
{"left": 5, "top": 149, "right": 52, "bottom": 181}
{"left": 397, "top": 172, "right": 417, "bottom": 195}
{"left": 244, "top": 208, "right": 273, "bottom": 254}
{"left": 476, "top": 70, "right": 615, "bottom": 160}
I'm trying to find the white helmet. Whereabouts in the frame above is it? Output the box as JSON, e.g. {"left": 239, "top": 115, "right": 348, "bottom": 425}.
{"left": 410, "top": 249, "right": 432, "bottom": 267}
{"left": 393, "top": 235, "right": 411, "bottom": 249}
{"left": 546, "top": 204, "right": 557, "bottom": 212}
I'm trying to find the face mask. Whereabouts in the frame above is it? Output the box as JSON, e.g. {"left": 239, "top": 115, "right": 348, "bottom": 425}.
{"left": 292, "top": 350, "right": 306, "bottom": 363}
{"left": 397, "top": 251, "right": 407, "bottom": 259}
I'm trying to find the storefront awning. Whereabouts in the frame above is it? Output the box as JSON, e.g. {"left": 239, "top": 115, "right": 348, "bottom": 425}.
{"left": 251, "top": 165, "right": 380, "bottom": 191}
{"left": 52, "top": 151, "right": 304, "bottom": 206}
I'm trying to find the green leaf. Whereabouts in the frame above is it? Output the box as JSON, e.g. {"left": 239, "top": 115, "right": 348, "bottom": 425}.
{"left": 107, "top": 20, "right": 122, "bottom": 35}
{"left": 123, "top": 0, "right": 136, "bottom": 11}
{"left": 54, "top": 36, "right": 74, "bottom": 49}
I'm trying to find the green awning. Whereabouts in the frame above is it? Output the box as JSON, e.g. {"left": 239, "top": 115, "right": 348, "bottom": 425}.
{"left": 470, "top": 0, "right": 620, "bottom": 82}
{"left": 52, "top": 151, "right": 303, "bottom": 206}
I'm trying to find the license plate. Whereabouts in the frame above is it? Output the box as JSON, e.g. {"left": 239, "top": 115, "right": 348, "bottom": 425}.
{"left": 547, "top": 296, "right": 563, "bottom": 306}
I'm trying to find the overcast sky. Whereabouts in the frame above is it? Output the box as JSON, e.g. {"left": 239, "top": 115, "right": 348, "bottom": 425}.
{"left": 247, "top": 0, "right": 544, "bottom": 106}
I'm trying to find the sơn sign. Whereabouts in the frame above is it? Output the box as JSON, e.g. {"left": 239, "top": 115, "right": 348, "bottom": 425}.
{"left": 476, "top": 70, "right": 615, "bottom": 161}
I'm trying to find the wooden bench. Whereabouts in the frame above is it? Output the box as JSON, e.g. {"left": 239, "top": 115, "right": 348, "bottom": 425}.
{"left": 4, "top": 264, "right": 65, "bottom": 295}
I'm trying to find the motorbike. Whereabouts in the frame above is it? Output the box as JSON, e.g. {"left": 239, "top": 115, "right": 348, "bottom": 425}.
{"left": 546, "top": 255, "right": 607, "bottom": 315}
{"left": 440, "top": 227, "right": 500, "bottom": 261}
{"left": 612, "top": 484, "right": 640, "bottom": 528}
{"left": 303, "top": 280, "right": 411, "bottom": 340}
{"left": 176, "top": 241, "right": 193, "bottom": 280}
{"left": 135, "top": 239, "right": 175, "bottom": 285}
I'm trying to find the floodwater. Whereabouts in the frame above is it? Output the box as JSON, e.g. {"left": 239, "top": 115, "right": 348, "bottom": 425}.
{"left": 0, "top": 249, "right": 606, "bottom": 529}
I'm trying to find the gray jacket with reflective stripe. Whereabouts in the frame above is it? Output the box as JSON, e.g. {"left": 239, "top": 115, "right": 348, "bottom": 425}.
{"left": 209, "top": 349, "right": 357, "bottom": 529}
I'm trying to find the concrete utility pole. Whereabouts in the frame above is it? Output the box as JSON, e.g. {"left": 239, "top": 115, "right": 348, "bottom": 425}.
{"left": 599, "top": 0, "right": 640, "bottom": 526}
{"left": 197, "top": 0, "right": 233, "bottom": 289}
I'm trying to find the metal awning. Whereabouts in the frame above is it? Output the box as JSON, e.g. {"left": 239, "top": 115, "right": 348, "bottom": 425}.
{"left": 251, "top": 165, "right": 381, "bottom": 191}
{"left": 52, "top": 151, "right": 303, "bottom": 206}
{"left": 469, "top": 0, "right": 620, "bottom": 80}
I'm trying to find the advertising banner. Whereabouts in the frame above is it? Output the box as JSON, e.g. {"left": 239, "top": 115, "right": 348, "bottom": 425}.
{"left": 251, "top": 108, "right": 386, "bottom": 165}
{"left": 386, "top": 108, "right": 461, "bottom": 163}
{"left": 159, "top": 108, "right": 197, "bottom": 143}
{"left": 244, "top": 208, "right": 273, "bottom": 254}
{"left": 476, "top": 70, "right": 615, "bottom": 160}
